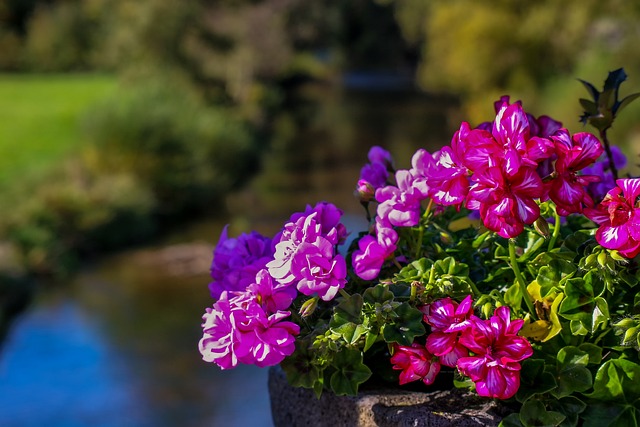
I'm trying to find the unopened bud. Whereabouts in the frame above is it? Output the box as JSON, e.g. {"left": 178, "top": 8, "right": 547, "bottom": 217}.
{"left": 534, "top": 217, "right": 550, "bottom": 238}
{"left": 299, "top": 297, "right": 319, "bottom": 318}
{"left": 355, "top": 179, "right": 375, "bottom": 202}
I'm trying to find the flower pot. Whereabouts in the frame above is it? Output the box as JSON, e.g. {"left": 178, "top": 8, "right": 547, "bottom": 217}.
{"left": 268, "top": 366, "right": 511, "bottom": 427}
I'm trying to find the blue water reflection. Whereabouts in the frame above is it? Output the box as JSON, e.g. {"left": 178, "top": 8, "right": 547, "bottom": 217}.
{"left": 0, "top": 291, "right": 272, "bottom": 427}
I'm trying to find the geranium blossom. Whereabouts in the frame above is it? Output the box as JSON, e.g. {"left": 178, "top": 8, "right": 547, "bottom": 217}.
{"left": 199, "top": 291, "right": 300, "bottom": 369}
{"left": 457, "top": 306, "right": 533, "bottom": 399}
{"left": 247, "top": 269, "right": 297, "bottom": 313}
{"left": 352, "top": 218, "right": 398, "bottom": 280}
{"left": 427, "top": 123, "right": 472, "bottom": 206}
{"left": 209, "top": 226, "right": 273, "bottom": 300}
{"left": 292, "top": 238, "right": 347, "bottom": 301}
{"left": 268, "top": 203, "right": 348, "bottom": 301}
{"left": 376, "top": 169, "right": 426, "bottom": 228}
{"left": 421, "top": 295, "right": 473, "bottom": 367}
{"left": 390, "top": 343, "right": 440, "bottom": 386}
{"left": 584, "top": 178, "right": 640, "bottom": 258}
{"left": 547, "top": 129, "right": 604, "bottom": 215}
{"left": 467, "top": 165, "right": 544, "bottom": 238}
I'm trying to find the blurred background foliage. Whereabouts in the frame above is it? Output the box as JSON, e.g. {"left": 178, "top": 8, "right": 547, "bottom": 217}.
{"left": 0, "top": 0, "right": 638, "bottom": 279}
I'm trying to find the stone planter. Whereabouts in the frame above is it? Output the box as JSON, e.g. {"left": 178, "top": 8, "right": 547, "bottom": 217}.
{"left": 268, "top": 367, "right": 512, "bottom": 427}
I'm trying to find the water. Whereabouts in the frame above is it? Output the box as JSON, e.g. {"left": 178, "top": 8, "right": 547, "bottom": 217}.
{"left": 0, "top": 82, "right": 456, "bottom": 426}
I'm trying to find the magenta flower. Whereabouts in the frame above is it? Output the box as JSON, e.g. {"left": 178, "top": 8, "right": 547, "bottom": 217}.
{"left": 457, "top": 306, "right": 533, "bottom": 399}
{"left": 292, "top": 238, "right": 347, "bottom": 301}
{"left": 352, "top": 218, "right": 398, "bottom": 280}
{"left": 408, "top": 148, "right": 435, "bottom": 200}
{"left": 247, "top": 269, "right": 297, "bottom": 313}
{"left": 478, "top": 96, "right": 562, "bottom": 139}
{"left": 367, "top": 145, "right": 393, "bottom": 169}
{"left": 268, "top": 213, "right": 322, "bottom": 286}
{"left": 421, "top": 295, "right": 473, "bottom": 367}
{"left": 376, "top": 169, "right": 426, "bottom": 228}
{"left": 268, "top": 204, "right": 348, "bottom": 301}
{"left": 208, "top": 226, "right": 273, "bottom": 300}
{"left": 289, "top": 202, "right": 347, "bottom": 246}
{"left": 584, "top": 178, "right": 640, "bottom": 258}
{"left": 547, "top": 129, "right": 604, "bottom": 215}
{"left": 199, "top": 291, "right": 300, "bottom": 370}
{"left": 428, "top": 123, "right": 472, "bottom": 206}
{"left": 467, "top": 165, "right": 544, "bottom": 238}
{"left": 390, "top": 343, "right": 441, "bottom": 386}
{"left": 470, "top": 103, "right": 555, "bottom": 178}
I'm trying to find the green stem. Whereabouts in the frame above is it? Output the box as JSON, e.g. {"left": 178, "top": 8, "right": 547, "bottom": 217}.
{"left": 339, "top": 289, "right": 351, "bottom": 299}
{"left": 468, "top": 280, "right": 481, "bottom": 298}
{"left": 548, "top": 204, "right": 561, "bottom": 251}
{"left": 509, "top": 239, "right": 537, "bottom": 318}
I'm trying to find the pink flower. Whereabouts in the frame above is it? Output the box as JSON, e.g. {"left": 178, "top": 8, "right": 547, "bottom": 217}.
{"left": 467, "top": 165, "right": 544, "bottom": 238}
{"left": 469, "top": 103, "right": 555, "bottom": 178}
{"left": 428, "top": 123, "right": 472, "bottom": 206}
{"left": 289, "top": 202, "right": 347, "bottom": 246}
{"left": 268, "top": 204, "right": 348, "bottom": 301}
{"left": 547, "top": 129, "right": 604, "bottom": 215}
{"left": 421, "top": 295, "right": 473, "bottom": 367}
{"left": 199, "top": 291, "right": 300, "bottom": 369}
{"left": 457, "top": 306, "right": 533, "bottom": 399}
{"left": 376, "top": 169, "right": 426, "bottom": 228}
{"left": 390, "top": 343, "right": 441, "bottom": 386}
{"left": 352, "top": 218, "right": 398, "bottom": 280}
{"left": 247, "top": 269, "right": 297, "bottom": 313}
{"left": 584, "top": 178, "right": 640, "bottom": 258}
{"left": 292, "top": 238, "right": 347, "bottom": 301}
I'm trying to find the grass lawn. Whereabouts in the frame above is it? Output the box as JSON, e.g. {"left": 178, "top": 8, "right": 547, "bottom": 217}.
{"left": 0, "top": 73, "right": 117, "bottom": 196}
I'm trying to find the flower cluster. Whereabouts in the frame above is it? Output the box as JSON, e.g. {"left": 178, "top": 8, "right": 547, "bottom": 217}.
{"left": 199, "top": 202, "right": 348, "bottom": 369}
{"left": 200, "top": 70, "right": 640, "bottom": 427}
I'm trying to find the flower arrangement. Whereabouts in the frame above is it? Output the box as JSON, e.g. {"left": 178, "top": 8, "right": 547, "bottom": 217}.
{"left": 199, "top": 69, "right": 640, "bottom": 426}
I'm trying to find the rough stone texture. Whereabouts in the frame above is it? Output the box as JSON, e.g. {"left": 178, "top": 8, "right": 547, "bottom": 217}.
{"left": 269, "top": 367, "right": 510, "bottom": 426}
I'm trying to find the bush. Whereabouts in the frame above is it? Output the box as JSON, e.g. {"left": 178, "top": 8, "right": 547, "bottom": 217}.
{"left": 80, "top": 79, "right": 260, "bottom": 218}
{"left": 3, "top": 165, "right": 156, "bottom": 276}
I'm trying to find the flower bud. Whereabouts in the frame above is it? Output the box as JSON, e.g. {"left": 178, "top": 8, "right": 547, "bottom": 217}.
{"left": 533, "top": 217, "right": 550, "bottom": 238}
{"left": 623, "top": 327, "right": 639, "bottom": 346}
{"left": 299, "top": 297, "right": 319, "bottom": 318}
{"left": 355, "top": 179, "right": 375, "bottom": 203}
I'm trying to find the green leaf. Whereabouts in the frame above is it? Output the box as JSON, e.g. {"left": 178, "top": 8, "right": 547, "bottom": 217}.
{"left": 363, "top": 284, "right": 394, "bottom": 305}
{"left": 500, "top": 413, "right": 525, "bottom": 427}
{"left": 281, "top": 341, "right": 322, "bottom": 389}
{"left": 546, "top": 396, "right": 586, "bottom": 427}
{"left": 582, "top": 403, "right": 639, "bottom": 427}
{"left": 616, "top": 92, "right": 640, "bottom": 115}
{"left": 569, "top": 319, "right": 589, "bottom": 336}
{"left": 331, "top": 322, "right": 367, "bottom": 345}
{"left": 578, "top": 343, "right": 603, "bottom": 365}
{"left": 363, "top": 330, "right": 378, "bottom": 352}
{"left": 520, "top": 399, "right": 566, "bottom": 427}
{"left": 517, "top": 359, "right": 558, "bottom": 403}
{"left": 592, "top": 297, "right": 609, "bottom": 332}
{"left": 553, "top": 347, "right": 592, "bottom": 398}
{"left": 587, "top": 359, "right": 640, "bottom": 402}
{"left": 333, "top": 294, "right": 364, "bottom": 324}
{"left": 329, "top": 348, "right": 372, "bottom": 396}
{"left": 504, "top": 282, "right": 523, "bottom": 308}
{"left": 381, "top": 302, "right": 425, "bottom": 345}
{"left": 579, "top": 78, "right": 600, "bottom": 101}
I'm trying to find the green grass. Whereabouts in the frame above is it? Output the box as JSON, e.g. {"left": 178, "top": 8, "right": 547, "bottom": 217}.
{"left": 0, "top": 73, "right": 117, "bottom": 194}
